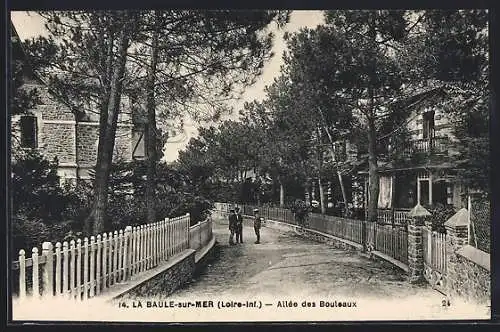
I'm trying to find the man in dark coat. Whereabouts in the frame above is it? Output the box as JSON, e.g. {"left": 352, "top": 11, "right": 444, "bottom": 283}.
{"left": 235, "top": 207, "right": 243, "bottom": 243}
{"left": 253, "top": 208, "right": 262, "bottom": 244}
{"left": 228, "top": 208, "right": 237, "bottom": 245}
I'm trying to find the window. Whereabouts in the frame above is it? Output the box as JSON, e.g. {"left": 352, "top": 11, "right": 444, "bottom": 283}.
{"left": 422, "top": 111, "right": 435, "bottom": 139}
{"left": 467, "top": 111, "right": 486, "bottom": 138}
{"left": 432, "top": 180, "right": 448, "bottom": 206}
{"left": 132, "top": 129, "right": 146, "bottom": 159}
{"left": 20, "top": 115, "right": 37, "bottom": 148}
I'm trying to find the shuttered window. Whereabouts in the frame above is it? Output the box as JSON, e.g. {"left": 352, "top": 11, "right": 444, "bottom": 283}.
{"left": 20, "top": 115, "right": 37, "bottom": 148}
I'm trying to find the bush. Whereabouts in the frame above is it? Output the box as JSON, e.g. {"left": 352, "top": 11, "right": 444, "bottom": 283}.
{"left": 11, "top": 151, "right": 87, "bottom": 254}
{"left": 105, "top": 161, "right": 214, "bottom": 230}
{"left": 12, "top": 150, "right": 76, "bottom": 222}
{"left": 425, "top": 203, "right": 456, "bottom": 233}
{"left": 11, "top": 216, "right": 76, "bottom": 255}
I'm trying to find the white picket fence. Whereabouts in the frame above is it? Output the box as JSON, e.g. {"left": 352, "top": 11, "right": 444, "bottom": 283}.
{"left": 422, "top": 227, "right": 447, "bottom": 274}
{"left": 13, "top": 213, "right": 213, "bottom": 301}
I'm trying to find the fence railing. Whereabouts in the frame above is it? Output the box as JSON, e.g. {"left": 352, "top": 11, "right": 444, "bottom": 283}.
{"left": 401, "top": 137, "right": 449, "bottom": 156}
{"left": 368, "top": 223, "right": 409, "bottom": 265}
{"left": 217, "top": 203, "right": 408, "bottom": 268}
{"left": 377, "top": 209, "right": 411, "bottom": 226}
{"left": 422, "top": 227, "right": 447, "bottom": 274}
{"left": 12, "top": 213, "right": 213, "bottom": 301}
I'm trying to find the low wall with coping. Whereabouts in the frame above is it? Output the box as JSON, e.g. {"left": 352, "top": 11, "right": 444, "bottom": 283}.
{"left": 120, "top": 250, "right": 196, "bottom": 298}
{"left": 216, "top": 203, "right": 490, "bottom": 306}
{"left": 241, "top": 214, "right": 407, "bottom": 273}
{"left": 446, "top": 245, "right": 490, "bottom": 305}
{"left": 106, "top": 232, "right": 217, "bottom": 301}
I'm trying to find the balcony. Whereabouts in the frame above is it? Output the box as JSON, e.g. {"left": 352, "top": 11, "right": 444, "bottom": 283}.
{"left": 400, "top": 137, "right": 450, "bottom": 158}
{"left": 376, "top": 208, "right": 411, "bottom": 226}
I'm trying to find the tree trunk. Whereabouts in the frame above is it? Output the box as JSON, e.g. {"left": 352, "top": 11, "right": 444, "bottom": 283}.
{"left": 367, "top": 116, "right": 379, "bottom": 223}
{"left": 317, "top": 109, "right": 349, "bottom": 216}
{"left": 145, "top": 12, "right": 160, "bottom": 224}
{"left": 366, "top": 14, "right": 379, "bottom": 224}
{"left": 318, "top": 177, "right": 326, "bottom": 214}
{"left": 279, "top": 179, "right": 285, "bottom": 207}
{"left": 85, "top": 19, "right": 131, "bottom": 235}
{"left": 337, "top": 171, "right": 348, "bottom": 216}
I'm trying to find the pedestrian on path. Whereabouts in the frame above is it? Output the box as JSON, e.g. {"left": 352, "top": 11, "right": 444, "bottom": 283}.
{"left": 228, "top": 208, "right": 237, "bottom": 245}
{"left": 253, "top": 208, "right": 262, "bottom": 244}
{"left": 235, "top": 207, "right": 243, "bottom": 243}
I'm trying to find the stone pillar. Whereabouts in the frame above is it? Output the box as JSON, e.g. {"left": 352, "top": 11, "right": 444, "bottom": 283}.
{"left": 444, "top": 208, "right": 469, "bottom": 250}
{"left": 443, "top": 208, "right": 469, "bottom": 296}
{"left": 407, "top": 204, "right": 431, "bottom": 283}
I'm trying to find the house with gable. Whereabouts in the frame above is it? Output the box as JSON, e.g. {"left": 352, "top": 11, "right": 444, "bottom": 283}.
{"left": 355, "top": 83, "right": 470, "bottom": 224}
{"left": 9, "top": 22, "right": 166, "bottom": 184}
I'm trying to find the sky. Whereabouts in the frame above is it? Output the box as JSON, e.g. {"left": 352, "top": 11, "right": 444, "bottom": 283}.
{"left": 10, "top": 10, "right": 325, "bottom": 161}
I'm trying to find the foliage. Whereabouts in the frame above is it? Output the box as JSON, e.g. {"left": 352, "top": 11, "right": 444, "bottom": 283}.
{"left": 422, "top": 10, "right": 489, "bottom": 193}
{"left": 424, "top": 203, "right": 456, "bottom": 234}
{"left": 21, "top": 10, "right": 289, "bottom": 233}
{"left": 289, "top": 199, "right": 311, "bottom": 225}
{"left": 12, "top": 150, "right": 78, "bottom": 222}
{"left": 10, "top": 24, "right": 42, "bottom": 116}
{"left": 106, "top": 160, "right": 214, "bottom": 229}
{"left": 11, "top": 150, "right": 88, "bottom": 254}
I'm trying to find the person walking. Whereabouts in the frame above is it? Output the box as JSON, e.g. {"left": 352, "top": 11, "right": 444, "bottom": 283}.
{"left": 228, "top": 208, "right": 237, "bottom": 245}
{"left": 253, "top": 208, "right": 262, "bottom": 244}
{"left": 235, "top": 207, "right": 243, "bottom": 243}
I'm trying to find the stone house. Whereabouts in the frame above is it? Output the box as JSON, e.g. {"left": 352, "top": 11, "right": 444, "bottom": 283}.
{"left": 354, "top": 84, "right": 470, "bottom": 224}
{"left": 10, "top": 23, "right": 144, "bottom": 183}
{"left": 11, "top": 21, "right": 195, "bottom": 184}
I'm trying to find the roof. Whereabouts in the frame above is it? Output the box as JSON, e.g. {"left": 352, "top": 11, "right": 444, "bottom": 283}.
{"left": 11, "top": 22, "right": 36, "bottom": 81}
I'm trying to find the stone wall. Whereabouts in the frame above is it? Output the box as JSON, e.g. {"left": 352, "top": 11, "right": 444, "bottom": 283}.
{"left": 12, "top": 82, "right": 135, "bottom": 178}
{"left": 77, "top": 123, "right": 99, "bottom": 167}
{"left": 76, "top": 123, "right": 133, "bottom": 168}
{"left": 124, "top": 251, "right": 196, "bottom": 298}
{"left": 446, "top": 245, "right": 490, "bottom": 305}
{"left": 443, "top": 208, "right": 490, "bottom": 305}
{"left": 114, "top": 125, "right": 133, "bottom": 162}
{"left": 406, "top": 103, "right": 455, "bottom": 141}
{"left": 34, "top": 85, "right": 75, "bottom": 121}
{"left": 40, "top": 122, "right": 76, "bottom": 164}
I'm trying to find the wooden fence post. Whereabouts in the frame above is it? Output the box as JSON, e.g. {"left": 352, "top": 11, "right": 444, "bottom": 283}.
{"left": 113, "top": 231, "right": 119, "bottom": 284}
{"left": 83, "top": 237, "right": 89, "bottom": 300}
{"left": 89, "top": 236, "right": 96, "bottom": 297}
{"left": 19, "top": 249, "right": 26, "bottom": 299}
{"left": 102, "top": 233, "right": 108, "bottom": 290}
{"left": 160, "top": 220, "right": 165, "bottom": 261}
{"left": 32, "top": 247, "right": 39, "bottom": 298}
{"left": 154, "top": 222, "right": 159, "bottom": 266}
{"left": 70, "top": 240, "right": 76, "bottom": 299}
{"left": 165, "top": 218, "right": 170, "bottom": 260}
{"left": 131, "top": 227, "right": 137, "bottom": 276}
{"left": 41, "top": 242, "right": 54, "bottom": 298}
{"left": 96, "top": 235, "right": 102, "bottom": 295}
{"left": 139, "top": 225, "right": 144, "bottom": 272}
{"left": 62, "top": 242, "right": 69, "bottom": 298}
{"left": 147, "top": 224, "right": 152, "bottom": 269}
{"left": 124, "top": 226, "right": 132, "bottom": 280}
{"left": 55, "top": 242, "right": 62, "bottom": 295}
{"left": 118, "top": 230, "right": 124, "bottom": 282}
